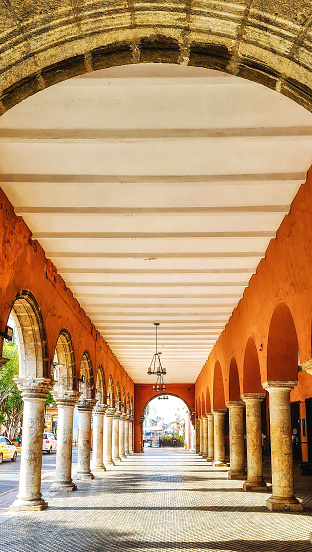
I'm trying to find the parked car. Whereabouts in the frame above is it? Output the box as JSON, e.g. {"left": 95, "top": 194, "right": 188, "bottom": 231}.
{"left": 42, "top": 432, "right": 57, "bottom": 454}
{"left": 0, "top": 436, "right": 17, "bottom": 462}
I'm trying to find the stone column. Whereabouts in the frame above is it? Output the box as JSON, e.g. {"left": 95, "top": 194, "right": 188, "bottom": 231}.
{"left": 75, "top": 398, "right": 97, "bottom": 480}
{"left": 103, "top": 407, "right": 115, "bottom": 466}
{"left": 92, "top": 404, "right": 107, "bottom": 472}
{"left": 139, "top": 415, "right": 144, "bottom": 453}
{"left": 129, "top": 416, "right": 134, "bottom": 454}
{"left": 124, "top": 415, "right": 130, "bottom": 456}
{"left": 113, "top": 409, "right": 122, "bottom": 463}
{"left": 263, "top": 381, "right": 303, "bottom": 511}
{"left": 119, "top": 413, "right": 127, "bottom": 460}
{"left": 49, "top": 390, "right": 81, "bottom": 492}
{"left": 10, "top": 377, "right": 53, "bottom": 511}
{"left": 226, "top": 401, "right": 246, "bottom": 480}
{"left": 212, "top": 410, "right": 227, "bottom": 467}
{"left": 241, "top": 393, "right": 267, "bottom": 492}
{"left": 202, "top": 414, "right": 208, "bottom": 459}
{"left": 207, "top": 413, "right": 214, "bottom": 462}
{"left": 199, "top": 416, "right": 204, "bottom": 455}
{"left": 195, "top": 418, "right": 200, "bottom": 453}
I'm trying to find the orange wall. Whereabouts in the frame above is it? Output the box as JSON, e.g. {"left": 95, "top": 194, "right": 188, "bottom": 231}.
{"left": 196, "top": 168, "right": 312, "bottom": 413}
{"left": 133, "top": 384, "right": 195, "bottom": 453}
{"left": 0, "top": 189, "right": 134, "bottom": 403}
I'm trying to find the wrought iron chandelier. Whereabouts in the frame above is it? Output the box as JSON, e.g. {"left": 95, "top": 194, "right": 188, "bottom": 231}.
{"left": 147, "top": 323, "right": 167, "bottom": 392}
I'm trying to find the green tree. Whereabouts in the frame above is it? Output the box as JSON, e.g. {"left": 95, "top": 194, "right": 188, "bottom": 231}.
{"left": 0, "top": 340, "right": 22, "bottom": 440}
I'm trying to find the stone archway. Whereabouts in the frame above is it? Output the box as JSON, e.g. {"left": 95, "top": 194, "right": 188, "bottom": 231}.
{"left": 1, "top": 3, "right": 312, "bottom": 113}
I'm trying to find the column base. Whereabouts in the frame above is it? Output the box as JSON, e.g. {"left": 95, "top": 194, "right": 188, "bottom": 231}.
{"left": 266, "top": 495, "right": 303, "bottom": 512}
{"left": 213, "top": 461, "right": 228, "bottom": 468}
{"left": 10, "top": 498, "right": 48, "bottom": 511}
{"left": 92, "top": 465, "right": 106, "bottom": 472}
{"left": 206, "top": 457, "right": 214, "bottom": 463}
{"left": 243, "top": 479, "right": 269, "bottom": 492}
{"left": 104, "top": 459, "right": 115, "bottom": 466}
{"left": 228, "top": 470, "right": 247, "bottom": 480}
{"left": 113, "top": 457, "right": 122, "bottom": 464}
{"left": 49, "top": 481, "right": 77, "bottom": 492}
{"left": 120, "top": 454, "right": 127, "bottom": 460}
{"left": 202, "top": 454, "right": 208, "bottom": 459}
{"left": 74, "top": 471, "right": 94, "bottom": 481}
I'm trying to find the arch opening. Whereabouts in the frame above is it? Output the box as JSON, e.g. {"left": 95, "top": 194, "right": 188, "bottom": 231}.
{"left": 143, "top": 394, "right": 193, "bottom": 450}
{"left": 78, "top": 351, "right": 94, "bottom": 399}
{"left": 53, "top": 329, "right": 76, "bottom": 394}
{"left": 95, "top": 365, "right": 106, "bottom": 405}
{"left": 243, "top": 337, "right": 263, "bottom": 393}
{"left": 267, "top": 303, "right": 299, "bottom": 382}
{"left": 229, "top": 357, "right": 241, "bottom": 401}
{"left": 212, "top": 362, "right": 226, "bottom": 410}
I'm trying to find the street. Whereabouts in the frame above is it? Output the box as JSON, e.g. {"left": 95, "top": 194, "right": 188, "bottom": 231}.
{"left": 0, "top": 447, "right": 79, "bottom": 499}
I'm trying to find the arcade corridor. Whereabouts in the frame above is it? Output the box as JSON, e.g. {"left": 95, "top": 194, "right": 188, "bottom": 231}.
{"left": 1, "top": 449, "right": 312, "bottom": 552}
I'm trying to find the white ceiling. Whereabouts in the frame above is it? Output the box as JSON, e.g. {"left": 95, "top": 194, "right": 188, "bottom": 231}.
{"left": 1, "top": 63, "right": 312, "bottom": 383}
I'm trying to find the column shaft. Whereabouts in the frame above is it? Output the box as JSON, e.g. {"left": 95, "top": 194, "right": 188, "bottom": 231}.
{"left": 226, "top": 401, "right": 246, "bottom": 480}
{"left": 241, "top": 393, "right": 267, "bottom": 492}
{"left": 199, "top": 417, "right": 204, "bottom": 455}
{"left": 129, "top": 417, "right": 134, "bottom": 453}
{"left": 195, "top": 419, "right": 200, "bottom": 453}
{"left": 119, "top": 414, "right": 126, "bottom": 459}
{"left": 207, "top": 413, "right": 214, "bottom": 462}
{"left": 124, "top": 417, "right": 130, "bottom": 455}
{"left": 75, "top": 399, "right": 96, "bottom": 480}
{"left": 103, "top": 408, "right": 115, "bottom": 466}
{"left": 202, "top": 415, "right": 208, "bottom": 459}
{"left": 10, "top": 378, "right": 53, "bottom": 511}
{"left": 113, "top": 412, "right": 121, "bottom": 462}
{"left": 50, "top": 391, "right": 81, "bottom": 492}
{"left": 263, "top": 381, "right": 303, "bottom": 511}
{"left": 212, "top": 410, "right": 227, "bottom": 467}
{"left": 92, "top": 405, "right": 106, "bottom": 471}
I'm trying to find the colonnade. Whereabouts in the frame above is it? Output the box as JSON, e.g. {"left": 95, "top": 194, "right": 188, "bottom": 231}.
{"left": 197, "top": 381, "right": 303, "bottom": 512}
{"left": 9, "top": 379, "right": 134, "bottom": 511}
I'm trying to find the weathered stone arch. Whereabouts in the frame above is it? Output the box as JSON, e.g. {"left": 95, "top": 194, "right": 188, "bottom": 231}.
{"left": 107, "top": 374, "right": 114, "bottom": 407}
{"left": 1, "top": 3, "right": 312, "bottom": 114}
{"left": 95, "top": 364, "right": 106, "bottom": 405}
{"left": 8, "top": 290, "right": 48, "bottom": 378}
{"left": 142, "top": 392, "right": 192, "bottom": 418}
{"left": 126, "top": 392, "right": 130, "bottom": 415}
{"left": 121, "top": 387, "right": 126, "bottom": 413}
{"left": 115, "top": 381, "right": 121, "bottom": 408}
{"left": 53, "top": 328, "right": 75, "bottom": 393}
{"left": 79, "top": 350, "right": 94, "bottom": 399}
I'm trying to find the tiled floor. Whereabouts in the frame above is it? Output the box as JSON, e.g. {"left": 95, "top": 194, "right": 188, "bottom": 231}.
{"left": 1, "top": 449, "right": 312, "bottom": 551}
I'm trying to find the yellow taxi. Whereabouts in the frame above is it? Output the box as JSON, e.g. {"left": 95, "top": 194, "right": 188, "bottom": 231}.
{"left": 0, "top": 436, "right": 17, "bottom": 463}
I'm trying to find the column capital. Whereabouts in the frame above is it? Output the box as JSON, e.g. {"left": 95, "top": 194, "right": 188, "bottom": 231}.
{"left": 206, "top": 412, "right": 213, "bottom": 419}
{"left": 241, "top": 393, "right": 266, "bottom": 402}
{"left": 114, "top": 410, "right": 121, "bottom": 419}
{"left": 119, "top": 412, "right": 127, "bottom": 420}
{"left": 262, "top": 381, "right": 297, "bottom": 392}
{"left": 14, "top": 377, "right": 54, "bottom": 399}
{"left": 105, "top": 407, "right": 115, "bottom": 417}
{"left": 52, "top": 390, "right": 81, "bottom": 407}
{"left": 93, "top": 403, "right": 107, "bottom": 415}
{"left": 77, "top": 398, "right": 97, "bottom": 412}
{"left": 226, "top": 401, "right": 245, "bottom": 409}
{"left": 212, "top": 409, "right": 227, "bottom": 415}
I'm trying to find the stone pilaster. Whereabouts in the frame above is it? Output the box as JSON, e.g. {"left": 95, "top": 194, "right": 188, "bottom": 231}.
{"left": 202, "top": 414, "right": 208, "bottom": 459}
{"left": 263, "top": 381, "right": 303, "bottom": 511}
{"left": 113, "top": 409, "right": 122, "bottom": 462}
{"left": 206, "top": 413, "right": 214, "bottom": 462}
{"left": 49, "top": 390, "right": 81, "bottom": 492}
{"left": 10, "top": 377, "right": 53, "bottom": 511}
{"left": 119, "top": 413, "right": 127, "bottom": 460}
{"left": 241, "top": 393, "right": 268, "bottom": 492}
{"left": 226, "top": 401, "right": 246, "bottom": 480}
{"left": 92, "top": 404, "right": 107, "bottom": 472}
{"left": 75, "top": 398, "right": 97, "bottom": 481}
{"left": 103, "top": 408, "right": 115, "bottom": 466}
{"left": 212, "top": 410, "right": 227, "bottom": 467}
{"left": 139, "top": 415, "right": 144, "bottom": 453}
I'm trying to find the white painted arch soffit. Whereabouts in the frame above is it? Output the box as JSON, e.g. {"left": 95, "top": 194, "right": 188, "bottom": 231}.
{"left": 0, "top": 63, "right": 312, "bottom": 384}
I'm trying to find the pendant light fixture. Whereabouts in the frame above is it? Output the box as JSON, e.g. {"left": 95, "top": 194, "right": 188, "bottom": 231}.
{"left": 147, "top": 323, "right": 167, "bottom": 392}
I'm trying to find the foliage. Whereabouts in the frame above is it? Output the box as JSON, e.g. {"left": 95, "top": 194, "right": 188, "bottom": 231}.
{"left": 45, "top": 392, "right": 55, "bottom": 407}
{"left": 0, "top": 341, "right": 22, "bottom": 440}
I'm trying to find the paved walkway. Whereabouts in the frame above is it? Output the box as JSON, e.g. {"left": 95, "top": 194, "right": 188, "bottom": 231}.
{"left": 1, "top": 449, "right": 312, "bottom": 551}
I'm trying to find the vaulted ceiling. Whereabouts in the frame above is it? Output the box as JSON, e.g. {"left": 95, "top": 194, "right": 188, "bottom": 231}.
{"left": 1, "top": 63, "right": 312, "bottom": 383}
